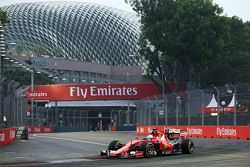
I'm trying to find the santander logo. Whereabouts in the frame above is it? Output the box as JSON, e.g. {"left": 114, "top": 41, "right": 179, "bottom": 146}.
{"left": 216, "top": 128, "right": 237, "bottom": 136}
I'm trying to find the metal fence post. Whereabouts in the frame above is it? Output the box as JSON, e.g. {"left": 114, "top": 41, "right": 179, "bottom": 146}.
{"left": 199, "top": 89, "right": 205, "bottom": 126}
{"left": 186, "top": 91, "right": 191, "bottom": 126}
{"left": 133, "top": 110, "right": 136, "bottom": 126}
{"left": 31, "top": 70, "right": 34, "bottom": 125}
{"left": 214, "top": 87, "right": 220, "bottom": 126}
{"left": 20, "top": 89, "right": 23, "bottom": 125}
{"left": 164, "top": 94, "right": 168, "bottom": 125}
{"left": 176, "top": 96, "right": 180, "bottom": 126}
{"left": 127, "top": 101, "right": 130, "bottom": 125}
{"left": 155, "top": 104, "right": 158, "bottom": 126}
{"left": 233, "top": 88, "right": 237, "bottom": 126}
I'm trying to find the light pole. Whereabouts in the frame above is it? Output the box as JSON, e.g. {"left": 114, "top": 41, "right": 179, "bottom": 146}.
{"left": 214, "top": 87, "right": 220, "bottom": 126}
{"left": 233, "top": 90, "right": 237, "bottom": 126}
{"left": 176, "top": 95, "right": 180, "bottom": 126}
{"left": 229, "top": 85, "right": 237, "bottom": 126}
{"left": 0, "top": 22, "right": 6, "bottom": 125}
{"left": 199, "top": 89, "right": 205, "bottom": 126}
{"left": 186, "top": 90, "right": 191, "bottom": 126}
{"left": 0, "top": 77, "right": 6, "bottom": 125}
{"left": 158, "top": 52, "right": 167, "bottom": 125}
{"left": 0, "top": 22, "right": 6, "bottom": 80}
{"left": 31, "top": 68, "right": 34, "bottom": 125}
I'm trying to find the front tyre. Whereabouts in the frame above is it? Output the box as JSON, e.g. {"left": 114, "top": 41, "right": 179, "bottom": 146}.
{"left": 108, "top": 140, "right": 122, "bottom": 150}
{"left": 139, "top": 142, "right": 155, "bottom": 158}
{"left": 181, "top": 139, "right": 194, "bottom": 154}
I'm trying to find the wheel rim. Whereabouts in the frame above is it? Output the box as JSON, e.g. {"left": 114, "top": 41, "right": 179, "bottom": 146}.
{"left": 188, "top": 141, "right": 194, "bottom": 153}
{"left": 146, "top": 144, "right": 154, "bottom": 156}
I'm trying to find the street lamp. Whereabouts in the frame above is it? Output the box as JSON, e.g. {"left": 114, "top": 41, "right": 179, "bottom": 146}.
{"left": 214, "top": 87, "right": 220, "bottom": 126}
{"left": 176, "top": 95, "right": 181, "bottom": 126}
{"left": 226, "top": 84, "right": 237, "bottom": 126}
{"left": 31, "top": 67, "right": 34, "bottom": 125}
{"left": 0, "top": 23, "right": 6, "bottom": 79}
{"left": 158, "top": 52, "right": 167, "bottom": 125}
{"left": 186, "top": 90, "right": 191, "bottom": 126}
{"left": 199, "top": 89, "right": 205, "bottom": 126}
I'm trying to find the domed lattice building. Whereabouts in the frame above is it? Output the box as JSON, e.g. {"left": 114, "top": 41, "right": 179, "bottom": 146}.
{"left": 2, "top": 2, "right": 140, "bottom": 66}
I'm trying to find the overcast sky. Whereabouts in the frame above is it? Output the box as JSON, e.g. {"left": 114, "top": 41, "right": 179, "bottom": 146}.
{"left": 0, "top": 0, "right": 249, "bottom": 21}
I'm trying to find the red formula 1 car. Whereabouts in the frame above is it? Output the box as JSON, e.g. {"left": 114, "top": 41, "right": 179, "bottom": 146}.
{"left": 100, "top": 128, "right": 194, "bottom": 158}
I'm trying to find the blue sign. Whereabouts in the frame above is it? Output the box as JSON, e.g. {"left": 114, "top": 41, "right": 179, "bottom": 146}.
{"left": 32, "top": 59, "right": 48, "bottom": 66}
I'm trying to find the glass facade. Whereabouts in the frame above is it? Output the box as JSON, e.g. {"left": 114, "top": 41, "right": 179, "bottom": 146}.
{"left": 3, "top": 2, "right": 140, "bottom": 66}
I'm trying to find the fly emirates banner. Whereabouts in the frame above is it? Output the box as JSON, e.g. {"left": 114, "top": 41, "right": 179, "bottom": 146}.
{"left": 27, "top": 83, "right": 160, "bottom": 101}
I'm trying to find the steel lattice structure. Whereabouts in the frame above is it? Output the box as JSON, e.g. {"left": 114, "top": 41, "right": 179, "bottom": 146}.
{"left": 2, "top": 2, "right": 140, "bottom": 66}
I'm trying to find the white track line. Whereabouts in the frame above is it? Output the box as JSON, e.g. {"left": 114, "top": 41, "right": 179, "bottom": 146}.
{"left": 48, "top": 158, "right": 93, "bottom": 164}
{"left": 0, "top": 162, "right": 48, "bottom": 167}
{"left": 34, "top": 135, "right": 108, "bottom": 146}
{"left": 0, "top": 158, "right": 94, "bottom": 167}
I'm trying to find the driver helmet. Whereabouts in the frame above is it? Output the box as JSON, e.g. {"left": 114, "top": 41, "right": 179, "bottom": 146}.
{"left": 146, "top": 135, "right": 153, "bottom": 140}
{"left": 151, "top": 129, "right": 159, "bottom": 137}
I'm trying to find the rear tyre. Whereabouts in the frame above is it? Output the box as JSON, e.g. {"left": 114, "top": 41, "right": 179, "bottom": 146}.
{"left": 181, "top": 139, "right": 194, "bottom": 154}
{"left": 139, "top": 142, "right": 155, "bottom": 158}
{"left": 108, "top": 140, "right": 122, "bottom": 150}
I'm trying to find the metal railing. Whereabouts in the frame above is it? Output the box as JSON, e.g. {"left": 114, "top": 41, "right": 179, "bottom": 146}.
{"left": 136, "top": 83, "right": 250, "bottom": 126}
{"left": 0, "top": 80, "right": 28, "bottom": 128}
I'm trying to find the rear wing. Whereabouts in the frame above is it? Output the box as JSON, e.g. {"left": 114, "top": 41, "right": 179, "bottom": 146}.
{"left": 165, "top": 128, "right": 187, "bottom": 137}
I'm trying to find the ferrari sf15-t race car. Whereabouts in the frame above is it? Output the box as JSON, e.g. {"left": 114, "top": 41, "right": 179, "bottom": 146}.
{"left": 100, "top": 128, "right": 194, "bottom": 158}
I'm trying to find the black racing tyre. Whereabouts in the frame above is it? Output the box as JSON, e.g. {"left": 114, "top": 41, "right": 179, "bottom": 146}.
{"left": 108, "top": 140, "right": 122, "bottom": 150}
{"left": 181, "top": 139, "right": 194, "bottom": 154}
{"left": 139, "top": 142, "right": 155, "bottom": 158}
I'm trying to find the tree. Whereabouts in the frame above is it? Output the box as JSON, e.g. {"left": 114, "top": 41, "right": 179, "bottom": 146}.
{"left": 53, "top": 46, "right": 63, "bottom": 58}
{"left": 129, "top": 0, "right": 228, "bottom": 91}
{"left": 33, "top": 44, "right": 48, "bottom": 57}
{"left": 128, "top": 0, "right": 250, "bottom": 90}
{"left": 14, "top": 43, "right": 24, "bottom": 56}
{"left": 200, "top": 16, "right": 250, "bottom": 87}
{"left": 0, "top": 9, "right": 9, "bottom": 25}
{"left": 5, "top": 69, "right": 54, "bottom": 85}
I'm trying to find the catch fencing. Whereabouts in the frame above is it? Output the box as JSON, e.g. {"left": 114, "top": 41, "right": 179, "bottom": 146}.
{"left": 0, "top": 79, "right": 28, "bottom": 129}
{"left": 136, "top": 83, "right": 250, "bottom": 126}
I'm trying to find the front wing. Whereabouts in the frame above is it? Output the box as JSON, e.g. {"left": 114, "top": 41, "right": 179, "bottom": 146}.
{"left": 100, "top": 149, "right": 145, "bottom": 158}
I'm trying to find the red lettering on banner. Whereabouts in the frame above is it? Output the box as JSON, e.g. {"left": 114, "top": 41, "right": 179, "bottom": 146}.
{"left": 27, "top": 83, "right": 160, "bottom": 101}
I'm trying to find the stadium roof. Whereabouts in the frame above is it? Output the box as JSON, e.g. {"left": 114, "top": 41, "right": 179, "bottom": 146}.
{"left": 3, "top": 2, "right": 141, "bottom": 66}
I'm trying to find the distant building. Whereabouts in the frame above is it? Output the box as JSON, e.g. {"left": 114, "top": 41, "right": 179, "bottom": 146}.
{"left": 1, "top": 2, "right": 146, "bottom": 130}
{"left": 2, "top": 2, "right": 140, "bottom": 66}
{"left": 11, "top": 55, "right": 144, "bottom": 84}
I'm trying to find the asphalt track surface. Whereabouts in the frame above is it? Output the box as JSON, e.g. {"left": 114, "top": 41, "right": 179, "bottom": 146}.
{"left": 0, "top": 131, "right": 250, "bottom": 167}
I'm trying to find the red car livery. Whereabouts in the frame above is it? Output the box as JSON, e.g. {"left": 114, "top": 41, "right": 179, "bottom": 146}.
{"left": 100, "top": 128, "right": 194, "bottom": 158}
